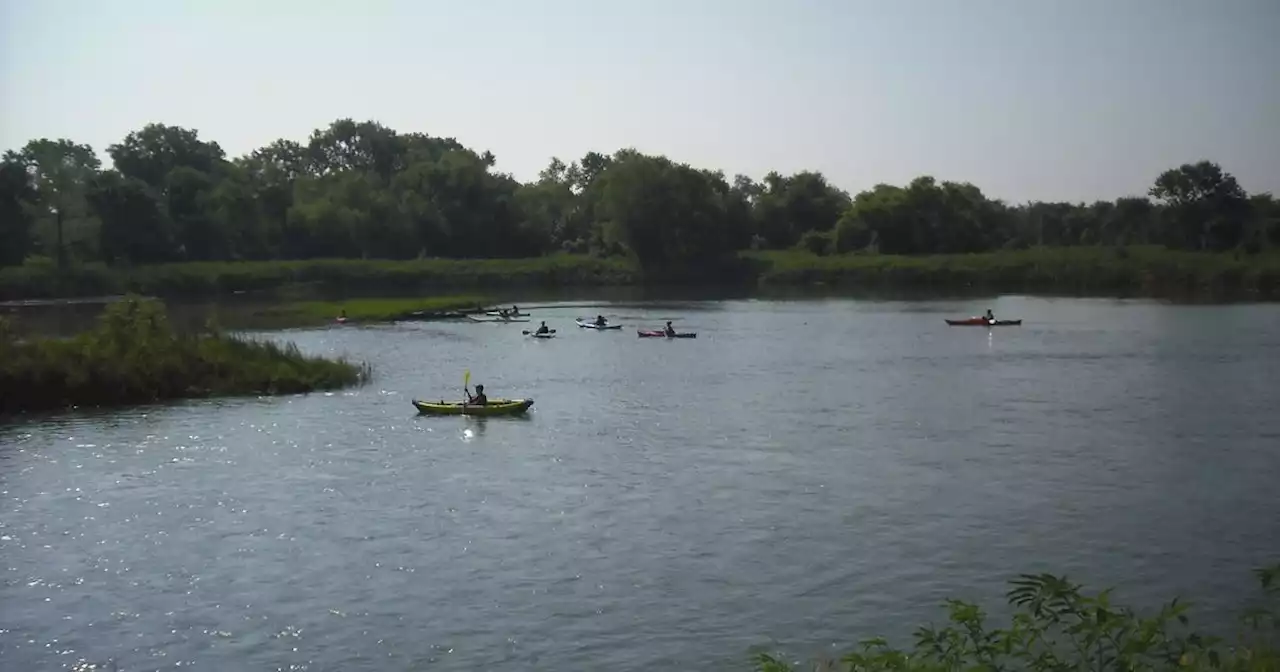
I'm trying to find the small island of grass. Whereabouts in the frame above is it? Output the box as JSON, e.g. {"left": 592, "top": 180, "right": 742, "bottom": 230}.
{"left": 0, "top": 296, "right": 370, "bottom": 415}
{"left": 249, "top": 294, "right": 492, "bottom": 327}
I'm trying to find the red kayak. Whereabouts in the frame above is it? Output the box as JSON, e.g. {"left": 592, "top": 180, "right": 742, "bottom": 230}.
{"left": 945, "top": 317, "right": 1022, "bottom": 326}
{"left": 637, "top": 330, "right": 697, "bottom": 339}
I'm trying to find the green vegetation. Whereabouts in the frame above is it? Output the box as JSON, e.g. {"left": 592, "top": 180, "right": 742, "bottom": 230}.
{"left": 252, "top": 294, "right": 491, "bottom": 326}
{"left": 756, "top": 564, "right": 1279, "bottom": 672}
{"left": 2, "top": 248, "right": 1276, "bottom": 302}
{"left": 747, "top": 246, "right": 1280, "bottom": 296}
{"left": 0, "top": 254, "right": 638, "bottom": 301}
{"left": 2, "top": 120, "right": 1278, "bottom": 299}
{"left": 0, "top": 296, "right": 369, "bottom": 414}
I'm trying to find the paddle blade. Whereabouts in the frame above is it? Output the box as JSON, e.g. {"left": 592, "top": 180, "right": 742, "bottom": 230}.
{"left": 464, "top": 369, "right": 470, "bottom": 388}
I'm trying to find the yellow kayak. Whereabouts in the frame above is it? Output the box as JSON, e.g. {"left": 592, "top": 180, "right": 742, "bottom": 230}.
{"left": 411, "top": 398, "right": 534, "bottom": 416}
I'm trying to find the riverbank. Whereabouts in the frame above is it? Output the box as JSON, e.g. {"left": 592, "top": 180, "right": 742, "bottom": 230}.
{"left": 745, "top": 246, "right": 1280, "bottom": 297}
{"left": 0, "top": 254, "right": 639, "bottom": 302}
{"left": 2, "top": 246, "right": 1277, "bottom": 302}
{"left": 0, "top": 297, "right": 370, "bottom": 415}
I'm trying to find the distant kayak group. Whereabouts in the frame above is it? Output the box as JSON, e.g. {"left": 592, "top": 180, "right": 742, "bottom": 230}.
{"left": 410, "top": 308, "right": 696, "bottom": 416}
{"left": 465, "top": 305, "right": 698, "bottom": 340}
{"left": 410, "top": 305, "right": 1018, "bottom": 417}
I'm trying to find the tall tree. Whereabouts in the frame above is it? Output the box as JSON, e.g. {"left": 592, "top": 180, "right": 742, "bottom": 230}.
{"left": 0, "top": 159, "right": 36, "bottom": 265}
{"left": 1149, "top": 160, "right": 1249, "bottom": 250}
{"left": 86, "top": 172, "right": 174, "bottom": 264}
{"left": 2, "top": 139, "right": 102, "bottom": 264}
{"left": 108, "top": 124, "right": 226, "bottom": 192}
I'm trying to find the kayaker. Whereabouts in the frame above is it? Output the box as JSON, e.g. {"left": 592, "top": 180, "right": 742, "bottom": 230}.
{"left": 984, "top": 309, "right": 995, "bottom": 322}
{"left": 535, "top": 321, "right": 550, "bottom": 335}
{"left": 467, "top": 384, "right": 488, "bottom": 405}
{"left": 664, "top": 320, "right": 676, "bottom": 337}
{"left": 511, "top": 305, "right": 519, "bottom": 315}
{"left": 594, "top": 314, "right": 607, "bottom": 326}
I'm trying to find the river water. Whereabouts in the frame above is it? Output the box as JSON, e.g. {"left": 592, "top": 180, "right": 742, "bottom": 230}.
{"left": 2, "top": 295, "right": 1279, "bottom": 671}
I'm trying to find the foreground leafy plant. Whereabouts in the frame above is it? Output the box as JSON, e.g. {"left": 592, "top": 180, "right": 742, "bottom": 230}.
{"left": 756, "top": 565, "right": 1279, "bottom": 671}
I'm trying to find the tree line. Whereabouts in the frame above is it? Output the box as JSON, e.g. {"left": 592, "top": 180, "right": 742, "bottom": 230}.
{"left": 2, "top": 119, "right": 1277, "bottom": 270}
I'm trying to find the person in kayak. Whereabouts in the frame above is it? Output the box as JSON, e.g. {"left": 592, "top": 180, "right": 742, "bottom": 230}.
{"left": 467, "top": 384, "right": 488, "bottom": 405}
{"left": 984, "top": 309, "right": 995, "bottom": 322}
{"left": 594, "top": 314, "right": 607, "bottom": 326}
{"left": 535, "top": 321, "right": 550, "bottom": 335}
{"left": 664, "top": 320, "right": 676, "bottom": 337}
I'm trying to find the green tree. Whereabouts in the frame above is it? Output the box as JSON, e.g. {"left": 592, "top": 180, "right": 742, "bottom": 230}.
{"left": 1150, "top": 160, "right": 1250, "bottom": 251}
{"left": 595, "top": 151, "right": 734, "bottom": 268}
{"left": 86, "top": 171, "right": 175, "bottom": 264}
{"left": 0, "top": 159, "right": 36, "bottom": 265}
{"left": 108, "top": 123, "right": 226, "bottom": 192}
{"left": 2, "top": 139, "right": 102, "bottom": 263}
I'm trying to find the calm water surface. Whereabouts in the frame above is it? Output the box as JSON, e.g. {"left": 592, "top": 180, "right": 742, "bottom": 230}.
{"left": 3, "top": 296, "right": 1279, "bottom": 671}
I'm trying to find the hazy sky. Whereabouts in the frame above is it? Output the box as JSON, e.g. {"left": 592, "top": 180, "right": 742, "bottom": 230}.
{"left": 3, "top": 0, "right": 1278, "bottom": 203}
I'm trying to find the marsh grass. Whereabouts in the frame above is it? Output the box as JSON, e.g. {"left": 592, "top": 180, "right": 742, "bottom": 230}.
{"left": 3, "top": 248, "right": 1278, "bottom": 302}
{"left": 0, "top": 254, "right": 639, "bottom": 301}
{"left": 0, "top": 296, "right": 369, "bottom": 414}
{"left": 744, "top": 247, "right": 1280, "bottom": 297}
{"left": 250, "top": 295, "right": 492, "bottom": 326}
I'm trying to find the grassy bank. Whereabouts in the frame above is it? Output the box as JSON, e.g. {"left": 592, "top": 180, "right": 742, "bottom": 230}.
{"left": 0, "top": 254, "right": 639, "bottom": 301}
{"left": 745, "top": 246, "right": 1280, "bottom": 297}
{"left": 3, "top": 247, "right": 1279, "bottom": 302}
{"left": 756, "top": 563, "right": 1279, "bottom": 671}
{"left": 0, "top": 296, "right": 369, "bottom": 415}
{"left": 248, "top": 295, "right": 492, "bottom": 327}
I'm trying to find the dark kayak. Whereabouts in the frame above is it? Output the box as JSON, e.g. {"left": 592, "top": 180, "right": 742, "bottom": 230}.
{"left": 638, "top": 330, "right": 696, "bottom": 338}
{"left": 946, "top": 317, "right": 1022, "bottom": 326}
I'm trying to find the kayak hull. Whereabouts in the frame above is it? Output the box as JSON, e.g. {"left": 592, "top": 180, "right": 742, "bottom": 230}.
{"left": 467, "top": 315, "right": 530, "bottom": 323}
{"left": 637, "top": 330, "right": 696, "bottom": 338}
{"left": 412, "top": 398, "right": 534, "bottom": 416}
{"left": 486, "top": 311, "right": 531, "bottom": 317}
{"left": 576, "top": 319, "right": 621, "bottom": 330}
{"left": 527, "top": 332, "right": 555, "bottom": 339}
{"left": 946, "top": 318, "right": 1022, "bottom": 326}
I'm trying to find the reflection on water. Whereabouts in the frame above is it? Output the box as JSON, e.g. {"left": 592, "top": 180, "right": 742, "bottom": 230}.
{"left": 2, "top": 295, "right": 1279, "bottom": 671}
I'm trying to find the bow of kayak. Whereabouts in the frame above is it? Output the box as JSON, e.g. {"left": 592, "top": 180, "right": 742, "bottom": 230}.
{"left": 412, "top": 398, "right": 534, "bottom": 416}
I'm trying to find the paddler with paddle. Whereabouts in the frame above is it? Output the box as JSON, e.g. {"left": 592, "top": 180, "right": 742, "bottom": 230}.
{"left": 463, "top": 370, "right": 488, "bottom": 406}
